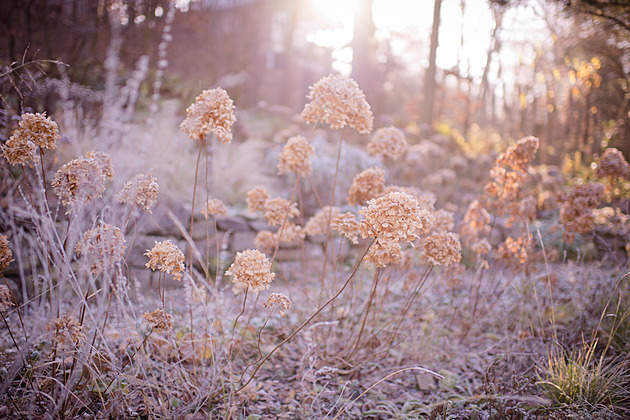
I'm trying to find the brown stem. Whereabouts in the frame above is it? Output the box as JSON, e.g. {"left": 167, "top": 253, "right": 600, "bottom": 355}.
{"left": 346, "top": 267, "right": 382, "bottom": 359}
{"left": 189, "top": 140, "right": 205, "bottom": 267}
{"left": 234, "top": 239, "right": 375, "bottom": 394}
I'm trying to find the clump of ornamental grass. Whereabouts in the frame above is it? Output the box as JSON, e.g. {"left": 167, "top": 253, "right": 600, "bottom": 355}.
{"left": 301, "top": 73, "right": 373, "bottom": 133}
{"left": 277, "top": 135, "right": 314, "bottom": 176}
{"left": 226, "top": 249, "right": 276, "bottom": 294}
{"left": 537, "top": 341, "right": 630, "bottom": 415}
{"left": 75, "top": 223, "right": 126, "bottom": 273}
{"left": 116, "top": 172, "right": 159, "bottom": 213}
{"left": 51, "top": 151, "right": 114, "bottom": 209}
{"left": 348, "top": 167, "right": 386, "bottom": 206}
{"left": 367, "top": 126, "right": 407, "bottom": 160}
{"left": 180, "top": 87, "right": 236, "bottom": 143}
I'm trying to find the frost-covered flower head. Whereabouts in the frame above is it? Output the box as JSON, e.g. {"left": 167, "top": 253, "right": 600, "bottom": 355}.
{"left": 348, "top": 167, "right": 386, "bottom": 206}
{"left": 305, "top": 206, "right": 340, "bottom": 237}
{"left": 367, "top": 126, "right": 407, "bottom": 160}
{"left": 180, "top": 87, "right": 236, "bottom": 143}
{"left": 264, "top": 197, "right": 300, "bottom": 227}
{"left": 226, "top": 249, "right": 276, "bottom": 294}
{"left": 0, "top": 285, "right": 14, "bottom": 312}
{"left": 359, "top": 192, "right": 424, "bottom": 243}
{"left": 495, "top": 136, "right": 539, "bottom": 173}
{"left": 116, "top": 173, "right": 159, "bottom": 213}
{"left": 423, "top": 232, "right": 462, "bottom": 266}
{"left": 301, "top": 74, "right": 373, "bottom": 133}
{"left": 202, "top": 198, "right": 227, "bottom": 218}
{"left": 145, "top": 240, "right": 185, "bottom": 280}
{"left": 278, "top": 135, "right": 314, "bottom": 176}
{"left": 365, "top": 239, "right": 403, "bottom": 268}
{"left": 50, "top": 315, "right": 85, "bottom": 349}
{"left": 143, "top": 308, "right": 173, "bottom": 335}
{"left": 331, "top": 212, "right": 361, "bottom": 244}
{"left": 264, "top": 293, "right": 292, "bottom": 317}
{"left": 0, "top": 235, "right": 13, "bottom": 272}
{"left": 52, "top": 151, "right": 114, "bottom": 210}
{"left": 595, "top": 148, "right": 629, "bottom": 179}
{"left": 247, "top": 185, "right": 270, "bottom": 214}
{"left": 75, "top": 223, "right": 126, "bottom": 273}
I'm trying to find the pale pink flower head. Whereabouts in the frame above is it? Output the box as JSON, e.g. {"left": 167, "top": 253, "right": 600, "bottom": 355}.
{"left": 180, "top": 87, "right": 236, "bottom": 143}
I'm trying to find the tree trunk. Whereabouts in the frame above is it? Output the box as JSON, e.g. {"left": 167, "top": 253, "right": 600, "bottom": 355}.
{"left": 421, "top": 0, "right": 442, "bottom": 134}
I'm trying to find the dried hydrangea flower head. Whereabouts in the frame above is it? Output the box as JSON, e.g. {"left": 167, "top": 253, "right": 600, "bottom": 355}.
{"left": 301, "top": 74, "right": 373, "bottom": 133}
{"left": 180, "top": 87, "right": 236, "bottom": 143}
{"left": 305, "top": 206, "right": 340, "bottom": 236}
{"left": 386, "top": 186, "right": 437, "bottom": 211}
{"left": 145, "top": 240, "right": 185, "bottom": 280}
{"left": 430, "top": 209, "right": 455, "bottom": 234}
{"left": 506, "top": 196, "right": 537, "bottom": 227}
{"left": 471, "top": 238, "right": 491, "bottom": 256}
{"left": 11, "top": 112, "right": 60, "bottom": 151}
{"left": 75, "top": 223, "right": 126, "bottom": 273}
{"left": 226, "top": 249, "right": 276, "bottom": 294}
{"left": 366, "top": 239, "right": 403, "bottom": 267}
{"left": 275, "top": 222, "right": 305, "bottom": 243}
{"left": 264, "top": 197, "right": 300, "bottom": 227}
{"left": 247, "top": 185, "right": 270, "bottom": 214}
{"left": 367, "top": 126, "right": 407, "bottom": 160}
{"left": 331, "top": 212, "right": 361, "bottom": 244}
{"left": 495, "top": 236, "right": 530, "bottom": 265}
{"left": 359, "top": 192, "right": 423, "bottom": 243}
{"left": 0, "top": 285, "right": 14, "bottom": 312}
{"left": 3, "top": 130, "right": 37, "bottom": 166}
{"left": 202, "top": 198, "right": 227, "bottom": 218}
{"left": 348, "top": 167, "right": 386, "bottom": 206}
{"left": 52, "top": 151, "right": 114, "bottom": 209}
{"left": 423, "top": 232, "right": 462, "bottom": 266}
{"left": 278, "top": 135, "right": 314, "bottom": 176}
{"left": 50, "top": 315, "right": 85, "bottom": 349}
{"left": 595, "top": 148, "right": 630, "bottom": 180}
{"left": 116, "top": 173, "right": 159, "bottom": 213}
{"left": 264, "top": 293, "right": 292, "bottom": 317}
{"left": 143, "top": 308, "right": 173, "bottom": 334}
{"left": 0, "top": 235, "right": 13, "bottom": 272}
{"left": 255, "top": 230, "right": 277, "bottom": 253}
{"left": 557, "top": 182, "right": 605, "bottom": 243}
{"left": 460, "top": 199, "right": 491, "bottom": 243}
{"left": 495, "top": 136, "right": 539, "bottom": 173}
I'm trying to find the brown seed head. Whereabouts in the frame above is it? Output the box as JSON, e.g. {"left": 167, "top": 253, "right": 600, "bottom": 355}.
{"left": 180, "top": 87, "right": 236, "bottom": 143}
{"left": 202, "top": 198, "right": 228, "bottom": 218}
{"left": 263, "top": 197, "right": 300, "bottom": 227}
{"left": 52, "top": 151, "right": 113, "bottom": 210}
{"left": 255, "top": 230, "right": 276, "bottom": 253}
{"left": 15, "top": 112, "right": 60, "bottom": 150}
{"left": 226, "top": 249, "right": 276, "bottom": 294}
{"left": 0, "top": 285, "right": 14, "bottom": 312}
{"left": 264, "top": 293, "right": 292, "bottom": 317}
{"left": 301, "top": 74, "right": 373, "bottom": 133}
{"left": 50, "top": 315, "right": 85, "bottom": 348}
{"left": 0, "top": 235, "right": 13, "bottom": 272}
{"left": 365, "top": 239, "right": 403, "bottom": 268}
{"left": 2, "top": 130, "right": 37, "bottom": 167}
{"left": 359, "top": 192, "right": 423, "bottom": 243}
{"left": 331, "top": 212, "right": 361, "bottom": 244}
{"left": 143, "top": 308, "right": 173, "bottom": 334}
{"left": 305, "top": 206, "right": 340, "bottom": 236}
{"left": 247, "top": 185, "right": 270, "bottom": 214}
{"left": 595, "top": 148, "right": 629, "bottom": 179}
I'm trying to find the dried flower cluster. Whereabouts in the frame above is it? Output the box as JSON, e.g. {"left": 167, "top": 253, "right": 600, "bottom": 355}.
{"left": 460, "top": 200, "right": 491, "bottom": 244}
{"left": 143, "top": 308, "right": 173, "bottom": 334}
{"left": 348, "top": 167, "right": 386, "bottom": 206}
{"left": 180, "top": 87, "right": 236, "bottom": 143}
{"left": 331, "top": 212, "right": 361, "bottom": 244}
{"left": 386, "top": 186, "right": 437, "bottom": 211}
{"left": 52, "top": 151, "right": 114, "bottom": 209}
{"left": 423, "top": 232, "right": 462, "bottom": 266}
{"left": 255, "top": 230, "right": 277, "bottom": 253}
{"left": 277, "top": 135, "right": 314, "bottom": 176}
{"left": 367, "top": 126, "right": 407, "bottom": 160}
{"left": 75, "top": 223, "right": 126, "bottom": 273}
{"left": 359, "top": 192, "right": 423, "bottom": 243}
{"left": 116, "top": 173, "right": 159, "bottom": 213}
{"left": 247, "top": 185, "right": 270, "bottom": 214}
{"left": 202, "top": 198, "right": 227, "bottom": 218}
{"left": 594, "top": 148, "right": 629, "bottom": 180}
{"left": 264, "top": 293, "right": 292, "bottom": 317}
{"left": 557, "top": 182, "right": 605, "bottom": 243}
{"left": 50, "top": 315, "right": 85, "bottom": 349}
{"left": 145, "top": 240, "right": 185, "bottom": 280}
{"left": 506, "top": 196, "right": 537, "bottom": 227}
{"left": 275, "top": 223, "right": 305, "bottom": 243}
{"left": 0, "top": 235, "right": 13, "bottom": 272}
{"left": 226, "top": 249, "right": 276, "bottom": 294}
{"left": 0, "top": 285, "right": 14, "bottom": 312}
{"left": 3, "top": 113, "right": 59, "bottom": 166}
{"left": 482, "top": 137, "right": 539, "bottom": 215}
{"left": 264, "top": 197, "right": 300, "bottom": 227}
{"left": 301, "top": 74, "right": 373, "bottom": 133}
{"left": 495, "top": 236, "right": 530, "bottom": 265}
{"left": 365, "top": 240, "right": 403, "bottom": 268}
{"left": 430, "top": 209, "right": 455, "bottom": 234}
{"left": 305, "top": 206, "right": 340, "bottom": 236}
